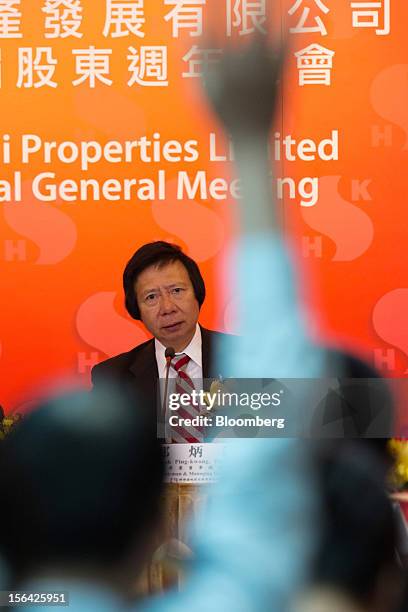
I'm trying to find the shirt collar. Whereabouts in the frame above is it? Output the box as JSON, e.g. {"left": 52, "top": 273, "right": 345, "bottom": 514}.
{"left": 155, "top": 324, "right": 202, "bottom": 375}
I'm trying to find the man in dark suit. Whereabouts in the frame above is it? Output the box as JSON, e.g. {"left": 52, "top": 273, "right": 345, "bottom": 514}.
{"left": 92, "top": 241, "right": 230, "bottom": 411}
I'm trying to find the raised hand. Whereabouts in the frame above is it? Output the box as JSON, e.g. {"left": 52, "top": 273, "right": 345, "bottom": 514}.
{"left": 202, "top": 35, "right": 285, "bottom": 141}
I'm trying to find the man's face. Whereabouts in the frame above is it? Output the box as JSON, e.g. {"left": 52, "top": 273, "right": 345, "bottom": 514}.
{"left": 135, "top": 260, "right": 200, "bottom": 352}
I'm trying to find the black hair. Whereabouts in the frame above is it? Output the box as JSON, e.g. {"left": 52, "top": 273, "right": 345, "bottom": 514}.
{"left": 123, "top": 241, "right": 206, "bottom": 320}
{"left": 312, "top": 442, "right": 399, "bottom": 604}
{"left": 0, "top": 386, "right": 163, "bottom": 580}
{"left": 310, "top": 349, "right": 394, "bottom": 457}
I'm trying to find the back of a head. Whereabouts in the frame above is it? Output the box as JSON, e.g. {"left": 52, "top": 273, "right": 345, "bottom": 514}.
{"left": 0, "top": 386, "right": 163, "bottom": 582}
{"left": 312, "top": 442, "right": 401, "bottom": 607}
{"left": 313, "top": 348, "right": 395, "bottom": 461}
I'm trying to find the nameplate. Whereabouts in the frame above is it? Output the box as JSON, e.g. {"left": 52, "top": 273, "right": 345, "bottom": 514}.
{"left": 162, "top": 443, "right": 226, "bottom": 484}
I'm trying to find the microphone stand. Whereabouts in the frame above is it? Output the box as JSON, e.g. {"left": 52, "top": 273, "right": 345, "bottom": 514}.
{"left": 162, "top": 346, "right": 175, "bottom": 418}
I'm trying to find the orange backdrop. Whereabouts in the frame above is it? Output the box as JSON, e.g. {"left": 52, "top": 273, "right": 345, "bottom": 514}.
{"left": 0, "top": 0, "right": 407, "bottom": 413}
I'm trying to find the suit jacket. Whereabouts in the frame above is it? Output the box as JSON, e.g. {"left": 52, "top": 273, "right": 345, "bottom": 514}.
{"left": 91, "top": 327, "right": 231, "bottom": 409}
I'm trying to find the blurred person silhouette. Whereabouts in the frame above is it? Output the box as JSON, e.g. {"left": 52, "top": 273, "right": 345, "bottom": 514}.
{"left": 397, "top": 580, "right": 408, "bottom": 612}
{"left": 309, "top": 351, "right": 394, "bottom": 459}
{"left": 295, "top": 442, "right": 404, "bottom": 612}
{"left": 140, "top": 31, "right": 326, "bottom": 612}
{"left": 0, "top": 386, "right": 164, "bottom": 610}
{"left": 143, "top": 29, "right": 396, "bottom": 612}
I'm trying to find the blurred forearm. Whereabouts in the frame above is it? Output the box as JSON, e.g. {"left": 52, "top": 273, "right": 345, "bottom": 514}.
{"left": 232, "top": 133, "right": 278, "bottom": 237}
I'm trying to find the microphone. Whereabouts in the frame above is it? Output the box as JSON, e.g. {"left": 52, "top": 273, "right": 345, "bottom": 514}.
{"left": 165, "top": 346, "right": 176, "bottom": 361}
{"left": 162, "top": 347, "right": 175, "bottom": 418}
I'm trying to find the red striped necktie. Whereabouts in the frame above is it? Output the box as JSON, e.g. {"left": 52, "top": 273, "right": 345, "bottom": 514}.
{"left": 171, "top": 353, "right": 203, "bottom": 443}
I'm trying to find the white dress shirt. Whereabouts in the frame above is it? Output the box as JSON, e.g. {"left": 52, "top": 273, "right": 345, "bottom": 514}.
{"left": 155, "top": 324, "right": 203, "bottom": 412}
{"left": 155, "top": 323, "right": 203, "bottom": 383}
